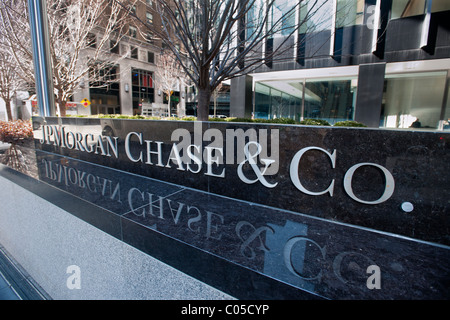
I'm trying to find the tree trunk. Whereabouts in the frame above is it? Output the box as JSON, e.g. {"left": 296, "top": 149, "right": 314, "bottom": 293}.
{"left": 168, "top": 93, "right": 171, "bottom": 117}
{"left": 58, "top": 99, "right": 67, "bottom": 117}
{"left": 4, "top": 97, "right": 13, "bottom": 121}
{"left": 197, "top": 87, "right": 211, "bottom": 121}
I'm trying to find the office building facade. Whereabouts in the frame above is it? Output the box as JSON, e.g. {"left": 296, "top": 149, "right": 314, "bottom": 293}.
{"left": 230, "top": 0, "right": 450, "bottom": 130}
{"left": 73, "top": 0, "right": 186, "bottom": 117}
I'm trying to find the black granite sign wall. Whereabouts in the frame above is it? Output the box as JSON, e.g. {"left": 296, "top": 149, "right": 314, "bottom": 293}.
{"left": 31, "top": 151, "right": 450, "bottom": 299}
{"left": 32, "top": 116, "right": 450, "bottom": 246}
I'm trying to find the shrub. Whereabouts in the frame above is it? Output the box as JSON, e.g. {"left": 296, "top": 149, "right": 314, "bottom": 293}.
{"left": 299, "top": 118, "right": 331, "bottom": 126}
{"left": 221, "top": 117, "right": 297, "bottom": 124}
{"left": 225, "top": 117, "right": 252, "bottom": 123}
{"left": 333, "top": 120, "right": 367, "bottom": 127}
{"left": 266, "top": 117, "right": 297, "bottom": 124}
{"left": 207, "top": 117, "right": 226, "bottom": 121}
{"left": 181, "top": 116, "right": 197, "bottom": 121}
{"left": 0, "top": 120, "right": 33, "bottom": 144}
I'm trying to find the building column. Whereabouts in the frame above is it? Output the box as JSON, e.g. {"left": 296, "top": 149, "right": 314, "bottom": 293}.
{"left": 121, "top": 67, "right": 133, "bottom": 115}
{"left": 230, "top": 75, "right": 253, "bottom": 118}
{"left": 354, "top": 63, "right": 386, "bottom": 128}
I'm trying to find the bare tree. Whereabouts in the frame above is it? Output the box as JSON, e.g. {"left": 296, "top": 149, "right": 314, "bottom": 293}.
{"left": 117, "top": 0, "right": 326, "bottom": 121}
{"left": 212, "top": 81, "right": 224, "bottom": 118}
{"left": 154, "top": 50, "right": 187, "bottom": 117}
{"left": 0, "top": 0, "right": 130, "bottom": 116}
{"left": 0, "top": 49, "right": 24, "bottom": 121}
{"left": 0, "top": 1, "right": 29, "bottom": 121}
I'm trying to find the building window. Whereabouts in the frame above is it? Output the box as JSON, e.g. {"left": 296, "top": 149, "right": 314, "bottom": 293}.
{"left": 254, "top": 82, "right": 302, "bottom": 120}
{"left": 148, "top": 51, "right": 155, "bottom": 63}
{"left": 391, "top": 0, "right": 426, "bottom": 19}
{"left": 146, "top": 12, "right": 153, "bottom": 24}
{"left": 131, "top": 69, "right": 154, "bottom": 114}
{"left": 336, "top": 0, "right": 364, "bottom": 28}
{"left": 89, "top": 65, "right": 120, "bottom": 115}
{"left": 129, "top": 26, "right": 137, "bottom": 38}
{"left": 254, "top": 76, "right": 358, "bottom": 124}
{"left": 432, "top": 0, "right": 450, "bottom": 13}
{"left": 269, "top": 0, "right": 297, "bottom": 37}
{"left": 381, "top": 71, "right": 447, "bottom": 130}
{"left": 443, "top": 81, "right": 450, "bottom": 130}
{"left": 130, "top": 46, "right": 138, "bottom": 59}
{"left": 110, "top": 40, "right": 120, "bottom": 54}
{"left": 299, "top": 0, "right": 333, "bottom": 33}
{"left": 246, "top": 0, "right": 263, "bottom": 40}
{"left": 391, "top": 0, "right": 450, "bottom": 19}
{"left": 304, "top": 78, "right": 357, "bottom": 124}
{"left": 146, "top": 0, "right": 152, "bottom": 7}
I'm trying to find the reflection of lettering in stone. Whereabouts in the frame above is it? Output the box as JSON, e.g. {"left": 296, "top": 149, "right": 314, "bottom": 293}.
{"left": 237, "top": 220, "right": 380, "bottom": 291}
{"left": 42, "top": 159, "right": 121, "bottom": 203}
{"left": 127, "top": 187, "right": 224, "bottom": 240}
{"left": 236, "top": 221, "right": 274, "bottom": 259}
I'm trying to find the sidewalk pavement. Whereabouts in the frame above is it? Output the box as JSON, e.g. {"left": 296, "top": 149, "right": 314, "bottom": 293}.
{"left": 0, "top": 245, "right": 50, "bottom": 300}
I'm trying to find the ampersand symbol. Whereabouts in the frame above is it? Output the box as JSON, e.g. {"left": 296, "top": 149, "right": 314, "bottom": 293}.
{"left": 237, "top": 141, "right": 278, "bottom": 188}
{"left": 236, "top": 221, "right": 274, "bottom": 259}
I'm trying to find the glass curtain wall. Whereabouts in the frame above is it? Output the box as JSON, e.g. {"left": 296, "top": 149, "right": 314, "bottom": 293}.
{"left": 254, "top": 77, "right": 357, "bottom": 124}
{"left": 336, "top": 0, "right": 364, "bottom": 28}
{"left": 381, "top": 71, "right": 447, "bottom": 129}
{"left": 443, "top": 81, "right": 450, "bottom": 130}
{"left": 254, "top": 82, "right": 302, "bottom": 120}
{"left": 269, "top": 0, "right": 297, "bottom": 36}
{"left": 304, "top": 78, "right": 357, "bottom": 124}
{"left": 391, "top": 0, "right": 450, "bottom": 20}
{"left": 299, "top": 0, "right": 333, "bottom": 32}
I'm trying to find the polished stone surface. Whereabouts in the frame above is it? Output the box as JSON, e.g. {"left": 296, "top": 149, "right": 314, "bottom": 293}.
{"left": 32, "top": 117, "right": 450, "bottom": 246}
{"left": 3, "top": 116, "right": 445, "bottom": 299}
{"left": 4, "top": 142, "right": 448, "bottom": 299}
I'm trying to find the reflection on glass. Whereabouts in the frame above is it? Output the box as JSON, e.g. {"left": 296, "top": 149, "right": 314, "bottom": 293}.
{"left": 299, "top": 0, "right": 333, "bottom": 33}
{"left": 381, "top": 72, "right": 447, "bottom": 129}
{"left": 443, "top": 82, "right": 450, "bottom": 131}
{"left": 303, "top": 78, "right": 357, "bottom": 124}
{"left": 336, "top": 0, "right": 364, "bottom": 28}
{"left": 89, "top": 65, "right": 120, "bottom": 115}
{"left": 246, "top": 0, "right": 264, "bottom": 40}
{"left": 254, "top": 82, "right": 302, "bottom": 120}
{"left": 132, "top": 68, "right": 155, "bottom": 115}
{"left": 391, "top": 0, "right": 450, "bottom": 17}
{"left": 391, "top": 0, "right": 426, "bottom": 19}
{"left": 255, "top": 78, "right": 357, "bottom": 124}
{"left": 269, "top": 0, "right": 297, "bottom": 36}
{"left": 431, "top": 0, "right": 450, "bottom": 13}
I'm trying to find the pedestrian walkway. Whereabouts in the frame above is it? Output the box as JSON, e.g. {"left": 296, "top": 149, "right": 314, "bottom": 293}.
{"left": 0, "top": 245, "right": 50, "bottom": 300}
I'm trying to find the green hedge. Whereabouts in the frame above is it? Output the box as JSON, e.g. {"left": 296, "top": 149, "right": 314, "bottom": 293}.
{"left": 333, "top": 120, "right": 367, "bottom": 127}
{"left": 223, "top": 117, "right": 296, "bottom": 124}
{"left": 299, "top": 118, "right": 331, "bottom": 126}
{"left": 65, "top": 114, "right": 367, "bottom": 127}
